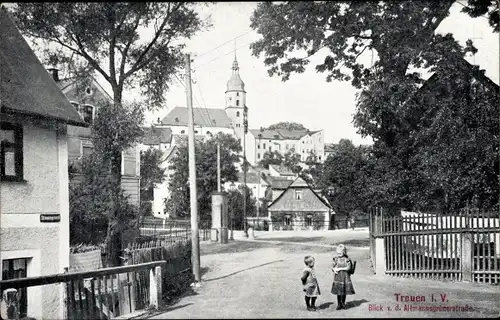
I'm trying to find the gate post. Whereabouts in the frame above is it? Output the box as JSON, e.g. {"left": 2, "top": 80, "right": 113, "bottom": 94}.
{"left": 375, "top": 237, "right": 387, "bottom": 276}
{"left": 461, "top": 232, "right": 473, "bottom": 282}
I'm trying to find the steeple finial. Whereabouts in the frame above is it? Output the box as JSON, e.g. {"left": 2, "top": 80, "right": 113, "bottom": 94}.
{"left": 232, "top": 40, "right": 239, "bottom": 74}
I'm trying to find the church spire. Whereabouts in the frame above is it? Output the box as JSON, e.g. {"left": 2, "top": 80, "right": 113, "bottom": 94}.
{"left": 232, "top": 56, "right": 239, "bottom": 74}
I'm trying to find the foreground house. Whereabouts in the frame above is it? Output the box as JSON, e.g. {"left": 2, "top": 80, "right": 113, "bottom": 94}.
{"left": 0, "top": 7, "right": 87, "bottom": 319}
{"left": 268, "top": 177, "right": 333, "bottom": 231}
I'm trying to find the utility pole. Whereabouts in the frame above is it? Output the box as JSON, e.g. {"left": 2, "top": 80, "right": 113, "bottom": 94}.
{"left": 217, "top": 143, "right": 221, "bottom": 192}
{"left": 243, "top": 105, "right": 248, "bottom": 237}
{"left": 185, "top": 54, "right": 201, "bottom": 283}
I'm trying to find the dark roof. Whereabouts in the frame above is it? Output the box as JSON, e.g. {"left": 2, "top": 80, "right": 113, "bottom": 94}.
{"left": 249, "top": 128, "right": 321, "bottom": 141}
{"left": 172, "top": 134, "right": 205, "bottom": 144}
{"left": 161, "top": 106, "right": 233, "bottom": 128}
{"left": 0, "top": 8, "right": 86, "bottom": 127}
{"left": 268, "top": 176, "right": 332, "bottom": 210}
{"left": 235, "top": 171, "right": 269, "bottom": 185}
{"left": 324, "top": 143, "right": 336, "bottom": 152}
{"left": 267, "top": 176, "right": 293, "bottom": 190}
{"left": 269, "top": 164, "right": 295, "bottom": 176}
{"left": 142, "top": 127, "right": 172, "bottom": 145}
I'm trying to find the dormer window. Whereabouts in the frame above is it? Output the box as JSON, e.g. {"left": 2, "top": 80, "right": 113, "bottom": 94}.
{"left": 295, "top": 190, "right": 302, "bottom": 200}
{"left": 175, "top": 117, "right": 179, "bottom": 123}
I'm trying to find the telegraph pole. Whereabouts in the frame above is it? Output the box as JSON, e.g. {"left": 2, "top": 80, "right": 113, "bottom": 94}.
{"left": 185, "top": 54, "right": 201, "bottom": 283}
{"left": 243, "top": 105, "right": 248, "bottom": 237}
{"left": 217, "top": 143, "right": 221, "bottom": 192}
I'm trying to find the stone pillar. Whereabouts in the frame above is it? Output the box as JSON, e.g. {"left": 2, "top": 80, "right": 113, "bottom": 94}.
{"left": 212, "top": 192, "right": 228, "bottom": 244}
{"left": 324, "top": 211, "right": 331, "bottom": 230}
{"left": 375, "top": 237, "right": 386, "bottom": 276}
{"left": 461, "top": 232, "right": 473, "bottom": 282}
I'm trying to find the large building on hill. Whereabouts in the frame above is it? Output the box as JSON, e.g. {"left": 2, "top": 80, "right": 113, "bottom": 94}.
{"left": 244, "top": 128, "right": 325, "bottom": 165}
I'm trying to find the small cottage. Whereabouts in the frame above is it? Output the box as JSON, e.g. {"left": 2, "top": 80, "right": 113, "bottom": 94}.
{"left": 268, "top": 177, "right": 333, "bottom": 231}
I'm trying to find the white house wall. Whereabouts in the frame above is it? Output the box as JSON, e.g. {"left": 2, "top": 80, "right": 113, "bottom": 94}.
{"left": 0, "top": 123, "right": 69, "bottom": 319}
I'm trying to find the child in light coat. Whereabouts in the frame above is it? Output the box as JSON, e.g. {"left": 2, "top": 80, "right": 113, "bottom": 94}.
{"left": 301, "top": 255, "right": 321, "bottom": 311}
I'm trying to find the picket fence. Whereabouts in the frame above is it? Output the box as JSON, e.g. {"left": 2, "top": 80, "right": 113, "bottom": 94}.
{"left": 369, "top": 207, "right": 500, "bottom": 284}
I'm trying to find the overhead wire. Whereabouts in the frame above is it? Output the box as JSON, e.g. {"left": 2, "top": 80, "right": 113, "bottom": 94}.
{"left": 195, "top": 30, "right": 253, "bottom": 59}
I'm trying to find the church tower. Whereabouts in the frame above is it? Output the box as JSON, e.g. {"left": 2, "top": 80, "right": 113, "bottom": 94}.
{"left": 225, "top": 55, "right": 246, "bottom": 140}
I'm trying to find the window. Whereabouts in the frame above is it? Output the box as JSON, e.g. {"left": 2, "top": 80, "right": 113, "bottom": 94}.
{"left": 236, "top": 124, "right": 240, "bottom": 128}
{"left": 319, "top": 156, "right": 322, "bottom": 160}
{"left": 2, "top": 258, "right": 28, "bottom": 317}
{"left": 302, "top": 141, "right": 305, "bottom": 144}
{"left": 83, "top": 105, "right": 94, "bottom": 124}
{"left": 295, "top": 190, "right": 302, "bottom": 200}
{"left": 286, "top": 144, "right": 289, "bottom": 150}
{"left": 1, "top": 123, "right": 23, "bottom": 181}
{"left": 305, "top": 215, "right": 313, "bottom": 227}
{"left": 269, "top": 146, "right": 271, "bottom": 152}
{"left": 263, "top": 143, "right": 266, "bottom": 149}
{"left": 284, "top": 215, "right": 292, "bottom": 226}
{"left": 237, "top": 92, "right": 239, "bottom": 96}
{"left": 206, "top": 131, "right": 212, "bottom": 137}
{"left": 236, "top": 111, "right": 240, "bottom": 117}
{"left": 302, "top": 150, "right": 305, "bottom": 153}
{"left": 236, "top": 100, "right": 240, "bottom": 106}
{"left": 257, "top": 144, "right": 260, "bottom": 149}
{"left": 181, "top": 130, "right": 185, "bottom": 134}
{"left": 195, "top": 130, "right": 198, "bottom": 134}
{"left": 86, "top": 87, "right": 92, "bottom": 95}
{"left": 257, "top": 153, "right": 261, "bottom": 159}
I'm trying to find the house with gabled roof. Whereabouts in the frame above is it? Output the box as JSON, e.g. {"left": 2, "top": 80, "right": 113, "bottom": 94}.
{"left": 0, "top": 7, "right": 88, "bottom": 319}
{"left": 267, "top": 177, "right": 333, "bottom": 231}
{"left": 47, "top": 69, "right": 141, "bottom": 206}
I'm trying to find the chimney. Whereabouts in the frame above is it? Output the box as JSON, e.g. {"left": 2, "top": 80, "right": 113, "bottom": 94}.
{"left": 157, "top": 117, "right": 161, "bottom": 123}
{"left": 260, "top": 127, "right": 264, "bottom": 132}
{"left": 47, "top": 68, "right": 60, "bottom": 82}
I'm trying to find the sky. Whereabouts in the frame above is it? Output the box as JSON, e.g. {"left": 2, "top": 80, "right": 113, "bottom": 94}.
{"left": 138, "top": 2, "right": 499, "bottom": 146}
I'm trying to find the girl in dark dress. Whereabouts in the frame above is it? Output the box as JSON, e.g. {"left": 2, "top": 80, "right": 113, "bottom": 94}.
{"left": 330, "top": 244, "right": 355, "bottom": 309}
{"left": 301, "top": 255, "right": 321, "bottom": 311}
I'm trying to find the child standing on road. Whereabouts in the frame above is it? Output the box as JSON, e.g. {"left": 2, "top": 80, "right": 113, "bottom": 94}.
{"left": 301, "top": 255, "right": 321, "bottom": 311}
{"left": 331, "top": 244, "right": 355, "bottom": 310}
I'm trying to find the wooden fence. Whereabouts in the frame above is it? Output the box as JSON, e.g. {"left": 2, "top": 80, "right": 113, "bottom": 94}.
{"left": 0, "top": 240, "right": 192, "bottom": 319}
{"left": 139, "top": 220, "right": 211, "bottom": 242}
{"left": 369, "top": 207, "right": 500, "bottom": 284}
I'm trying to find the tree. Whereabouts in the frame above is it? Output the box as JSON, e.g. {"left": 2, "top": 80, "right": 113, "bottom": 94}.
{"left": 250, "top": 2, "right": 499, "bottom": 212}
{"left": 11, "top": 3, "right": 208, "bottom": 108}
{"left": 267, "top": 122, "right": 307, "bottom": 131}
{"left": 165, "top": 133, "right": 241, "bottom": 220}
{"left": 318, "top": 139, "right": 372, "bottom": 215}
{"left": 283, "top": 148, "right": 302, "bottom": 173}
{"left": 461, "top": 0, "right": 499, "bottom": 32}
{"left": 140, "top": 147, "right": 167, "bottom": 216}
{"left": 12, "top": 3, "right": 207, "bottom": 262}
{"left": 11, "top": 2, "right": 208, "bottom": 185}
{"left": 300, "top": 150, "right": 323, "bottom": 187}
{"left": 258, "top": 150, "right": 284, "bottom": 169}
{"left": 227, "top": 185, "right": 257, "bottom": 230}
